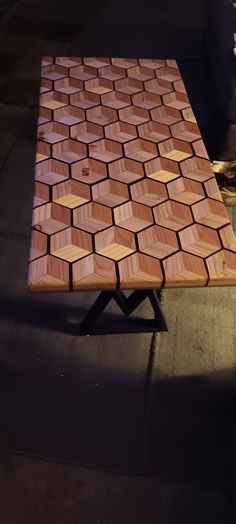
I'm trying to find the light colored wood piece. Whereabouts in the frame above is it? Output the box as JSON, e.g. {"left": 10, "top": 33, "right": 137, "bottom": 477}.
{"left": 158, "top": 138, "right": 192, "bottom": 161}
{"left": 35, "top": 140, "right": 50, "bottom": 163}
{"left": 108, "top": 158, "right": 144, "bottom": 184}
{"left": 127, "top": 66, "right": 155, "bottom": 81}
{"left": 70, "top": 64, "right": 97, "bottom": 81}
{"left": 92, "top": 179, "right": 129, "bottom": 207}
{"left": 138, "top": 225, "right": 178, "bottom": 259}
{"left": 86, "top": 105, "right": 117, "bottom": 125}
{"left": 124, "top": 138, "right": 157, "bottom": 162}
{"left": 192, "top": 199, "right": 230, "bottom": 229}
{"left": 53, "top": 106, "right": 85, "bottom": 125}
{"left": 35, "top": 158, "right": 69, "bottom": 185}
{"left": 84, "top": 57, "right": 111, "bottom": 68}
{"left": 171, "top": 121, "right": 201, "bottom": 142}
{"left": 33, "top": 203, "right": 70, "bottom": 235}
{"left": 155, "top": 66, "right": 181, "bottom": 82}
{"left": 119, "top": 105, "right": 149, "bottom": 125}
{"left": 105, "top": 121, "right": 137, "bottom": 143}
{"left": 52, "top": 139, "right": 87, "bottom": 163}
{"left": 115, "top": 77, "right": 143, "bottom": 95}
{"left": 34, "top": 182, "right": 50, "bottom": 208}
{"left": 207, "top": 250, "right": 236, "bottom": 286}
{"left": 71, "top": 158, "right": 107, "bottom": 185}
{"left": 139, "top": 59, "right": 165, "bottom": 69}
{"left": 204, "top": 178, "right": 223, "bottom": 201}
{"left": 145, "top": 78, "right": 172, "bottom": 95}
{"left": 73, "top": 202, "right": 112, "bottom": 233}
{"left": 30, "top": 230, "right": 48, "bottom": 261}
{"left": 114, "top": 201, "right": 153, "bottom": 232}
{"left": 138, "top": 120, "right": 170, "bottom": 142}
{"left": 180, "top": 157, "right": 214, "bottom": 182}
{"left": 192, "top": 139, "right": 209, "bottom": 159}
{"left": 70, "top": 90, "right": 99, "bottom": 109}
{"left": 173, "top": 79, "right": 187, "bottom": 94}
{"left": 55, "top": 57, "right": 82, "bottom": 67}
{"left": 42, "top": 64, "right": 68, "bottom": 81}
{"left": 153, "top": 200, "right": 193, "bottom": 231}
{"left": 179, "top": 224, "right": 221, "bottom": 257}
{"left": 145, "top": 157, "right": 180, "bottom": 182}
{"left": 101, "top": 90, "right": 131, "bottom": 109}
{"left": 73, "top": 254, "right": 116, "bottom": 290}
{"left": 119, "top": 253, "right": 163, "bottom": 289}
{"left": 112, "top": 58, "right": 138, "bottom": 68}
{"left": 131, "top": 179, "right": 168, "bottom": 207}
{"left": 167, "top": 177, "right": 205, "bottom": 205}
{"left": 28, "top": 255, "right": 69, "bottom": 292}
{"left": 52, "top": 179, "right": 90, "bottom": 208}
{"left": 54, "top": 77, "right": 83, "bottom": 94}
{"left": 85, "top": 77, "right": 113, "bottom": 95}
{"left": 132, "top": 91, "right": 161, "bottom": 110}
{"left": 163, "top": 91, "right": 190, "bottom": 110}
{"left": 95, "top": 226, "right": 136, "bottom": 260}
{"left": 40, "top": 78, "right": 53, "bottom": 94}
{"left": 163, "top": 252, "right": 208, "bottom": 287}
{"left": 182, "top": 107, "right": 197, "bottom": 124}
{"left": 71, "top": 121, "right": 104, "bottom": 143}
{"left": 40, "top": 90, "right": 68, "bottom": 110}
{"left": 99, "top": 65, "right": 126, "bottom": 81}
{"left": 89, "top": 139, "right": 122, "bottom": 163}
{"left": 219, "top": 225, "right": 236, "bottom": 252}
{"left": 151, "top": 105, "right": 181, "bottom": 125}
{"left": 37, "top": 122, "right": 69, "bottom": 144}
{"left": 51, "top": 227, "right": 92, "bottom": 262}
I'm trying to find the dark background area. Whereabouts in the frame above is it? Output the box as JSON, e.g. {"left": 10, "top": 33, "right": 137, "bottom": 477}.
{"left": 0, "top": 1, "right": 236, "bottom": 523}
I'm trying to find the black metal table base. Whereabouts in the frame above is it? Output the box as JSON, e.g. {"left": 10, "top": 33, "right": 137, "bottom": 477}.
{"left": 79, "top": 289, "right": 168, "bottom": 335}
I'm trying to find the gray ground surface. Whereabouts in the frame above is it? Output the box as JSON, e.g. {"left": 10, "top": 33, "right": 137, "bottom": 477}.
{"left": 0, "top": 1, "right": 236, "bottom": 522}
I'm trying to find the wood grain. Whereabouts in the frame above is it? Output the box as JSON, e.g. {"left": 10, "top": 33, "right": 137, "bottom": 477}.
{"left": 92, "top": 179, "right": 129, "bottom": 207}
{"left": 35, "top": 158, "right": 69, "bottom": 185}
{"left": 52, "top": 179, "right": 90, "bottom": 208}
{"left": 95, "top": 226, "right": 136, "bottom": 260}
{"left": 158, "top": 138, "right": 192, "bottom": 162}
{"left": 119, "top": 253, "right": 163, "bottom": 289}
{"left": 71, "top": 121, "right": 104, "bottom": 143}
{"left": 138, "top": 225, "right": 178, "bottom": 259}
{"left": 51, "top": 227, "right": 92, "bottom": 262}
{"left": 85, "top": 77, "right": 113, "bottom": 95}
{"left": 192, "top": 199, "right": 230, "bottom": 229}
{"left": 54, "top": 106, "right": 85, "bottom": 125}
{"left": 153, "top": 200, "right": 193, "bottom": 231}
{"left": 73, "top": 254, "right": 116, "bottom": 290}
{"left": 124, "top": 138, "right": 157, "bottom": 162}
{"left": 145, "top": 157, "right": 180, "bottom": 182}
{"left": 52, "top": 139, "right": 87, "bottom": 163}
{"left": 108, "top": 158, "right": 144, "bottom": 184}
{"left": 28, "top": 57, "right": 236, "bottom": 291}
{"left": 130, "top": 178, "right": 167, "bottom": 207}
{"left": 34, "top": 182, "right": 50, "bottom": 208}
{"left": 167, "top": 177, "right": 205, "bottom": 205}
{"left": 114, "top": 201, "right": 153, "bottom": 232}
{"left": 71, "top": 158, "right": 107, "bottom": 185}
{"left": 89, "top": 139, "right": 122, "bottom": 163}
{"left": 73, "top": 202, "right": 112, "bottom": 233}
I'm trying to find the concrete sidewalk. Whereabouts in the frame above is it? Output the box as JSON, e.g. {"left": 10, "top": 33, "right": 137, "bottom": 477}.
{"left": 0, "top": 1, "right": 236, "bottom": 522}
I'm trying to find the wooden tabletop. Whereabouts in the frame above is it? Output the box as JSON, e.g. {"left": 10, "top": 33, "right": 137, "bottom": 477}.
{"left": 28, "top": 57, "right": 236, "bottom": 291}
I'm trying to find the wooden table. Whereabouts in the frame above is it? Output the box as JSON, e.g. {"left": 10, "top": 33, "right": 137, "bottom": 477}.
{"left": 28, "top": 57, "right": 236, "bottom": 333}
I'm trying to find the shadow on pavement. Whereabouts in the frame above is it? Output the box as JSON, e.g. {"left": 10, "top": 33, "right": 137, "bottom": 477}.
{"left": 146, "top": 371, "right": 236, "bottom": 487}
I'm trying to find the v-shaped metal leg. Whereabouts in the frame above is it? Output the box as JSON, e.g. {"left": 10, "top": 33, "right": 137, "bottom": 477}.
{"left": 79, "top": 289, "right": 168, "bottom": 335}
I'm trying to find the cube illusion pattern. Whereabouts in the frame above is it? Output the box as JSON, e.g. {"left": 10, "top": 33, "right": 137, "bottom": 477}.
{"left": 28, "top": 57, "right": 236, "bottom": 291}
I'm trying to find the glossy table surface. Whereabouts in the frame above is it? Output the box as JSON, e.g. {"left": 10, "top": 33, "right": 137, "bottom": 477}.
{"left": 28, "top": 57, "right": 236, "bottom": 291}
